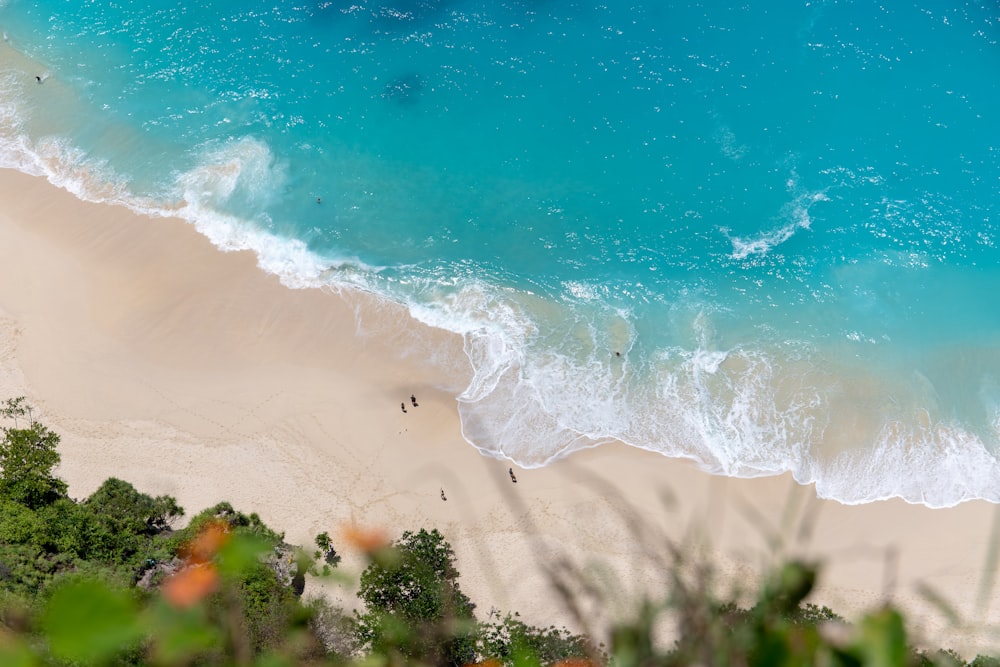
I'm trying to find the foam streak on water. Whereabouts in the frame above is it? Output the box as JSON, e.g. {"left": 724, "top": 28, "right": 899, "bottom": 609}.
{"left": 1, "top": 0, "right": 999, "bottom": 506}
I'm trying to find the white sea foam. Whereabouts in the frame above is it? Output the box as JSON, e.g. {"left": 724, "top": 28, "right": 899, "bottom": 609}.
{"left": 726, "top": 191, "right": 829, "bottom": 260}
{"left": 443, "top": 293, "right": 999, "bottom": 508}
{"left": 814, "top": 419, "right": 1000, "bottom": 507}
{"left": 0, "top": 111, "right": 132, "bottom": 206}
{"left": 175, "top": 138, "right": 286, "bottom": 221}
{"left": 0, "top": 55, "right": 135, "bottom": 203}
{"left": 0, "top": 74, "right": 347, "bottom": 292}
{"left": 713, "top": 124, "right": 748, "bottom": 161}
{"left": 0, "top": 68, "right": 39, "bottom": 174}
{"left": 454, "top": 326, "right": 827, "bottom": 480}
{"left": 562, "top": 280, "right": 602, "bottom": 301}
{"left": 168, "top": 136, "right": 334, "bottom": 287}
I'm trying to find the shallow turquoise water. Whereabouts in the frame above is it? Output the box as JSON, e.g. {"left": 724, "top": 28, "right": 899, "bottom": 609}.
{"left": 1, "top": 1, "right": 998, "bottom": 505}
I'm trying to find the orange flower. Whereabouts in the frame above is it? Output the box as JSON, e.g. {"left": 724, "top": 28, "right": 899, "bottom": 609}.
{"left": 162, "top": 564, "right": 219, "bottom": 608}
{"left": 340, "top": 523, "right": 389, "bottom": 555}
{"left": 161, "top": 520, "right": 231, "bottom": 608}
{"left": 180, "top": 520, "right": 231, "bottom": 565}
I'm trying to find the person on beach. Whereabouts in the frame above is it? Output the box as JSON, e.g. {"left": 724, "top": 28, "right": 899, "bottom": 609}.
{"left": 508, "top": 467, "right": 517, "bottom": 483}
{"left": 401, "top": 402, "right": 407, "bottom": 413}
{"left": 440, "top": 488, "right": 447, "bottom": 501}
{"left": 410, "top": 394, "right": 418, "bottom": 407}
{"left": 35, "top": 75, "right": 41, "bottom": 83}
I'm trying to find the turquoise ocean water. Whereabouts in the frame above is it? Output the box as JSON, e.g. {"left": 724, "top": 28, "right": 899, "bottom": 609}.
{"left": 1, "top": 1, "right": 998, "bottom": 506}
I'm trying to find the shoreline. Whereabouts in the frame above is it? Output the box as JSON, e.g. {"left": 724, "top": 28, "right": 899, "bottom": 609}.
{"left": 1, "top": 167, "right": 999, "bottom": 655}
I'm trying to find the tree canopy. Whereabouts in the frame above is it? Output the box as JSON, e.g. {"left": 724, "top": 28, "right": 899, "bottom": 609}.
{"left": 355, "top": 528, "right": 478, "bottom": 666}
{"left": 0, "top": 398, "right": 67, "bottom": 509}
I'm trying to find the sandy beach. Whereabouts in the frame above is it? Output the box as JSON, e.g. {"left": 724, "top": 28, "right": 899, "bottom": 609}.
{"left": 1, "top": 167, "right": 998, "bottom": 655}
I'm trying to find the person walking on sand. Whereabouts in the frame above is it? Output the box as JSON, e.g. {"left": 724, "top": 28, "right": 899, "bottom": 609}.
{"left": 508, "top": 467, "right": 517, "bottom": 483}
{"left": 440, "top": 488, "right": 447, "bottom": 501}
{"left": 410, "top": 394, "right": 418, "bottom": 407}
{"left": 401, "top": 402, "right": 407, "bottom": 414}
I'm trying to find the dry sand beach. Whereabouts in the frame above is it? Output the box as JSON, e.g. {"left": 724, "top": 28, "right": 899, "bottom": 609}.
{"left": 1, "top": 167, "right": 998, "bottom": 655}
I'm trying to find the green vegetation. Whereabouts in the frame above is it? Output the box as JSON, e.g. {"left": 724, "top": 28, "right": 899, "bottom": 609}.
{"left": 0, "top": 397, "right": 67, "bottom": 509}
{"left": 355, "top": 528, "right": 478, "bottom": 666}
{"left": 0, "top": 398, "right": 184, "bottom": 605}
{"left": 0, "top": 397, "right": 997, "bottom": 666}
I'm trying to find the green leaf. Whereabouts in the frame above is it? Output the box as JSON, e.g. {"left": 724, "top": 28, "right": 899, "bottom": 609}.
{"left": 0, "top": 638, "right": 40, "bottom": 667}
{"left": 146, "top": 599, "right": 220, "bottom": 665}
{"left": 856, "top": 608, "right": 908, "bottom": 667}
{"left": 511, "top": 642, "right": 544, "bottom": 667}
{"left": 217, "top": 533, "right": 271, "bottom": 579}
{"left": 254, "top": 653, "right": 296, "bottom": 667}
{"left": 42, "top": 580, "right": 144, "bottom": 664}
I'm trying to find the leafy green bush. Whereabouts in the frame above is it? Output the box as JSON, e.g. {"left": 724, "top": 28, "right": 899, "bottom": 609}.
{"left": 0, "top": 398, "right": 67, "bottom": 509}
{"left": 355, "top": 528, "right": 478, "bottom": 666}
{"left": 478, "top": 612, "right": 591, "bottom": 666}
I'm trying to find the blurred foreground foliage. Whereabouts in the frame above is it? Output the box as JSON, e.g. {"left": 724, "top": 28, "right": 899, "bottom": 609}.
{"left": 0, "top": 398, "right": 997, "bottom": 666}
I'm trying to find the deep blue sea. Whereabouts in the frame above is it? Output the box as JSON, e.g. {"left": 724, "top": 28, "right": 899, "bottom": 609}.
{"left": 1, "top": 1, "right": 998, "bottom": 506}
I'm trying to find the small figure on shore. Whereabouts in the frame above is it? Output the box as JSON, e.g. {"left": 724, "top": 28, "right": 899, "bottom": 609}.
{"left": 35, "top": 75, "right": 41, "bottom": 83}
{"left": 400, "top": 402, "right": 407, "bottom": 414}
{"left": 615, "top": 351, "right": 621, "bottom": 358}
{"left": 410, "top": 394, "right": 418, "bottom": 407}
{"left": 440, "top": 488, "right": 447, "bottom": 501}
{"left": 508, "top": 467, "right": 517, "bottom": 483}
